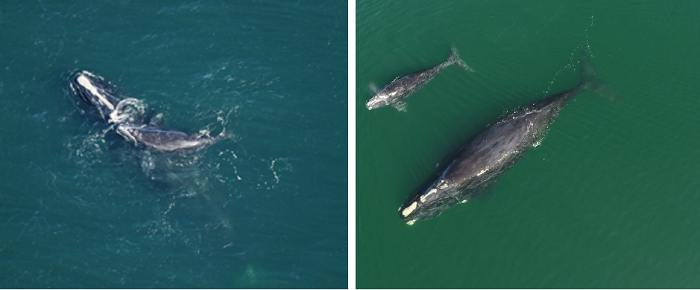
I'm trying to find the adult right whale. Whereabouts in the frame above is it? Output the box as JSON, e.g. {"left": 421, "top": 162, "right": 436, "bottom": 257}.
{"left": 366, "top": 45, "right": 474, "bottom": 111}
{"left": 70, "top": 70, "right": 224, "bottom": 152}
{"left": 399, "top": 50, "right": 608, "bottom": 225}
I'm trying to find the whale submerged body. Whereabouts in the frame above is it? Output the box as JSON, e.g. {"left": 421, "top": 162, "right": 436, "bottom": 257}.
{"left": 70, "top": 70, "right": 221, "bottom": 152}
{"left": 399, "top": 51, "right": 605, "bottom": 225}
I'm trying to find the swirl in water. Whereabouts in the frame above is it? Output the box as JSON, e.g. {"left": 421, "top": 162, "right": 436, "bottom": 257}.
{"left": 109, "top": 98, "right": 148, "bottom": 124}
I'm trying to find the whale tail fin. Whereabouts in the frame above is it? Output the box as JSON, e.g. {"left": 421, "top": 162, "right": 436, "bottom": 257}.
{"left": 578, "top": 47, "right": 616, "bottom": 100}
{"left": 447, "top": 45, "right": 475, "bottom": 72}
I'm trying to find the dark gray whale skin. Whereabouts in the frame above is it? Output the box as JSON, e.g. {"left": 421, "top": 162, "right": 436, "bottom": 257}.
{"left": 366, "top": 46, "right": 474, "bottom": 110}
{"left": 116, "top": 124, "right": 220, "bottom": 152}
{"left": 399, "top": 53, "right": 603, "bottom": 225}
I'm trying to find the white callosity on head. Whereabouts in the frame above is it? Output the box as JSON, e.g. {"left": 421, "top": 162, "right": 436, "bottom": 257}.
{"left": 76, "top": 74, "right": 115, "bottom": 111}
{"left": 420, "top": 188, "right": 437, "bottom": 203}
{"left": 436, "top": 179, "right": 448, "bottom": 189}
{"left": 401, "top": 201, "right": 418, "bottom": 217}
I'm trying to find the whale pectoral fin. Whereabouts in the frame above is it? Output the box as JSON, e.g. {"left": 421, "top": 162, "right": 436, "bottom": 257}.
{"left": 392, "top": 101, "right": 408, "bottom": 112}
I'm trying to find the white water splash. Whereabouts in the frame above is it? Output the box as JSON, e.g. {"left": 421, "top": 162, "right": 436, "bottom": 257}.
{"left": 109, "top": 98, "right": 148, "bottom": 124}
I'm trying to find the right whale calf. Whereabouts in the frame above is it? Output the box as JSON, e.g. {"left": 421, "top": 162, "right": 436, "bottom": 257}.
{"left": 399, "top": 50, "right": 607, "bottom": 225}
{"left": 366, "top": 45, "right": 474, "bottom": 111}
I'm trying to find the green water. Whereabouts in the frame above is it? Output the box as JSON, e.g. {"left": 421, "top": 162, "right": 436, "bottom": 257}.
{"left": 357, "top": 0, "right": 700, "bottom": 288}
{"left": 0, "top": 1, "right": 347, "bottom": 288}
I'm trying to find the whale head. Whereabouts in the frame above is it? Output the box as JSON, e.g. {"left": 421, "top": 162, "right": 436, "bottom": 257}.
{"left": 398, "top": 179, "right": 464, "bottom": 225}
{"left": 70, "top": 71, "right": 122, "bottom": 120}
{"left": 365, "top": 92, "right": 390, "bottom": 110}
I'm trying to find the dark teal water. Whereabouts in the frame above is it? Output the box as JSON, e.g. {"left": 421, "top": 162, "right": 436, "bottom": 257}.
{"left": 357, "top": 0, "right": 700, "bottom": 288}
{"left": 0, "top": 1, "right": 347, "bottom": 288}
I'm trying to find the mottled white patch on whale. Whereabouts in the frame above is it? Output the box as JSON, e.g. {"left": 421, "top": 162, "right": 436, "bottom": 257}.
{"left": 76, "top": 74, "right": 115, "bottom": 111}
